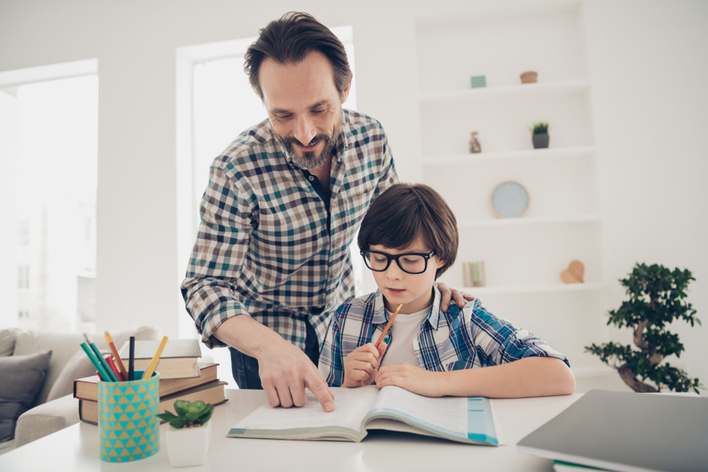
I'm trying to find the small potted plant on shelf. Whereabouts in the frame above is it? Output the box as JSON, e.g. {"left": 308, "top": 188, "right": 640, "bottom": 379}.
{"left": 585, "top": 263, "right": 703, "bottom": 394}
{"left": 530, "top": 122, "right": 550, "bottom": 149}
{"left": 158, "top": 400, "right": 214, "bottom": 468}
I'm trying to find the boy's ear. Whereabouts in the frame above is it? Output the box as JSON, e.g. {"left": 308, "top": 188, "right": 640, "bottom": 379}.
{"left": 436, "top": 258, "right": 446, "bottom": 269}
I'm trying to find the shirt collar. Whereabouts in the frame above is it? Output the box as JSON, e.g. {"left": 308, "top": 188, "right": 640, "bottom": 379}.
{"left": 371, "top": 285, "right": 443, "bottom": 330}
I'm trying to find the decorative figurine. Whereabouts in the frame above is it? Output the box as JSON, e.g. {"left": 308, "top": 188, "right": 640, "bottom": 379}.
{"left": 470, "top": 75, "right": 487, "bottom": 88}
{"left": 520, "top": 71, "right": 538, "bottom": 84}
{"left": 560, "top": 260, "right": 585, "bottom": 283}
{"left": 463, "top": 261, "right": 486, "bottom": 287}
{"left": 469, "top": 132, "right": 482, "bottom": 153}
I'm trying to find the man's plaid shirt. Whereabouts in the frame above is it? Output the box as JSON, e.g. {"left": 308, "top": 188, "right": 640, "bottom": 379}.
{"left": 181, "top": 110, "right": 398, "bottom": 350}
{"left": 319, "top": 287, "right": 570, "bottom": 387}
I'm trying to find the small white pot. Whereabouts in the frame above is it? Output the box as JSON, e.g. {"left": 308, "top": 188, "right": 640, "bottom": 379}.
{"left": 165, "top": 421, "right": 211, "bottom": 468}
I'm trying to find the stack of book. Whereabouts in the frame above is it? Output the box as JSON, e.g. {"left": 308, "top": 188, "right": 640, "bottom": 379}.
{"left": 74, "top": 339, "right": 228, "bottom": 424}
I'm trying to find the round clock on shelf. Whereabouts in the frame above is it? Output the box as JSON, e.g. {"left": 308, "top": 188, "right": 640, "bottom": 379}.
{"left": 490, "top": 181, "right": 529, "bottom": 218}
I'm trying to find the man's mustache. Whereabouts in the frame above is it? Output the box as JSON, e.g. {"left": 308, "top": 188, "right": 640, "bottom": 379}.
{"left": 284, "top": 136, "right": 326, "bottom": 147}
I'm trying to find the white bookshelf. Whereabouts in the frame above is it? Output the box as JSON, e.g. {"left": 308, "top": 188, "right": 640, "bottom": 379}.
{"left": 457, "top": 214, "right": 602, "bottom": 228}
{"left": 421, "top": 146, "right": 596, "bottom": 166}
{"left": 419, "top": 79, "right": 591, "bottom": 104}
{"left": 467, "top": 281, "right": 605, "bottom": 296}
{"left": 415, "top": 1, "right": 604, "bottom": 368}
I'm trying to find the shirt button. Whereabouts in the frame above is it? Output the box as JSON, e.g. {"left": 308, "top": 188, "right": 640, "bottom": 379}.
{"left": 308, "top": 176, "right": 314, "bottom": 181}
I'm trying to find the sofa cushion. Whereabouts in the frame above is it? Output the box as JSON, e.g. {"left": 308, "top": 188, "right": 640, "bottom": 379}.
{"left": 0, "top": 329, "right": 20, "bottom": 357}
{"left": 46, "top": 350, "right": 105, "bottom": 402}
{"left": 0, "top": 350, "right": 52, "bottom": 442}
{"left": 13, "top": 325, "right": 160, "bottom": 407}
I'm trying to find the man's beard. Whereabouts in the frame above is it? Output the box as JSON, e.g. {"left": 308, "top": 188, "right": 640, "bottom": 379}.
{"left": 281, "top": 133, "right": 335, "bottom": 169}
{"left": 278, "top": 115, "right": 342, "bottom": 170}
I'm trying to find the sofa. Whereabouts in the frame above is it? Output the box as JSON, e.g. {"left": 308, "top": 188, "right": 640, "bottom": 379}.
{"left": 0, "top": 325, "right": 161, "bottom": 455}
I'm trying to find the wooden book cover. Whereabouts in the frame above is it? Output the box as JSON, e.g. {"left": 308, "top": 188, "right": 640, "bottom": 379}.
{"left": 73, "top": 362, "right": 218, "bottom": 402}
{"left": 79, "top": 380, "right": 228, "bottom": 425}
{"left": 118, "top": 338, "right": 201, "bottom": 379}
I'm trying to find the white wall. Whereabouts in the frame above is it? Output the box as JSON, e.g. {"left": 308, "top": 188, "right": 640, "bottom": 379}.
{"left": 1, "top": 0, "right": 705, "bottom": 393}
{"left": 0, "top": 91, "right": 19, "bottom": 328}
{"left": 583, "top": 0, "right": 708, "bottom": 391}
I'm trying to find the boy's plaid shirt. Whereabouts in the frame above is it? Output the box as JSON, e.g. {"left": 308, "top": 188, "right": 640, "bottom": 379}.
{"left": 181, "top": 110, "right": 398, "bottom": 350}
{"left": 319, "top": 287, "right": 570, "bottom": 387}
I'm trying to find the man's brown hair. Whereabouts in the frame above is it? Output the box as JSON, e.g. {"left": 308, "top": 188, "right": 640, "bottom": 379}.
{"left": 244, "top": 12, "right": 351, "bottom": 100}
{"left": 358, "top": 183, "right": 458, "bottom": 279}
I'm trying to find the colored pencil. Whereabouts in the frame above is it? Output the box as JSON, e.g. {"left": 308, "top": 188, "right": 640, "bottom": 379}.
{"left": 80, "top": 342, "right": 112, "bottom": 382}
{"left": 128, "top": 336, "right": 135, "bottom": 381}
{"left": 104, "top": 331, "right": 129, "bottom": 380}
{"left": 104, "top": 354, "right": 125, "bottom": 381}
{"left": 142, "top": 336, "right": 169, "bottom": 379}
{"left": 375, "top": 304, "right": 403, "bottom": 348}
{"left": 83, "top": 333, "right": 118, "bottom": 382}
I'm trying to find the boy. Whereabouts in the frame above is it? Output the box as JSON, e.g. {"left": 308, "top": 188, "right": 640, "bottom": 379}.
{"left": 318, "top": 183, "right": 575, "bottom": 398}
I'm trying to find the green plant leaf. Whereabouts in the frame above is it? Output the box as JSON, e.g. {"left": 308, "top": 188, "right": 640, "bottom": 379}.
{"left": 197, "top": 406, "right": 214, "bottom": 425}
{"left": 156, "top": 411, "right": 178, "bottom": 422}
{"left": 169, "top": 417, "right": 188, "bottom": 429}
{"left": 174, "top": 400, "right": 191, "bottom": 417}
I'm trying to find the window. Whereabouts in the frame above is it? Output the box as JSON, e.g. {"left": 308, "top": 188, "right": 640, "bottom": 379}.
{"left": 0, "top": 60, "right": 98, "bottom": 332}
{"left": 18, "top": 265, "right": 29, "bottom": 290}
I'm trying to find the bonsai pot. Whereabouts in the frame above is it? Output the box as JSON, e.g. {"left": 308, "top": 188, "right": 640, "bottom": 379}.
{"left": 165, "top": 421, "right": 211, "bottom": 468}
{"left": 532, "top": 133, "right": 549, "bottom": 149}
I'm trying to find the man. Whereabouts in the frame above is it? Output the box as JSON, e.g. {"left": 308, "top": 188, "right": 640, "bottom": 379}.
{"left": 181, "top": 12, "right": 468, "bottom": 413}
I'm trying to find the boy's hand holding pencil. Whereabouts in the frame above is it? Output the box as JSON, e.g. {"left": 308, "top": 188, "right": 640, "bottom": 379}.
{"left": 343, "top": 342, "right": 388, "bottom": 388}
{"left": 343, "top": 304, "right": 401, "bottom": 388}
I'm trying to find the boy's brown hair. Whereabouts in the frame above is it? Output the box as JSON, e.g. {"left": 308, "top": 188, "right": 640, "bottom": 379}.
{"left": 358, "top": 183, "right": 458, "bottom": 279}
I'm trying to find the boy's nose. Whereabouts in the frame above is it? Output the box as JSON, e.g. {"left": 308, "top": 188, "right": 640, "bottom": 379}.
{"left": 385, "top": 261, "right": 404, "bottom": 279}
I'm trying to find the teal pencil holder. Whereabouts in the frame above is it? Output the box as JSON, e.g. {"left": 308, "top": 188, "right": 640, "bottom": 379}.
{"left": 97, "top": 370, "right": 160, "bottom": 462}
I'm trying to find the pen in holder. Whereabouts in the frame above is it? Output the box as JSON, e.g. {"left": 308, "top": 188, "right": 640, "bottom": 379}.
{"left": 98, "top": 370, "right": 160, "bottom": 462}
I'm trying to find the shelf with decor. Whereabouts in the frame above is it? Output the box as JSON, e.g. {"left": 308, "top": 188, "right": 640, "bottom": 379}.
{"left": 462, "top": 281, "right": 605, "bottom": 296}
{"left": 419, "top": 79, "right": 591, "bottom": 104}
{"left": 415, "top": 1, "right": 605, "bottom": 374}
{"left": 457, "top": 214, "right": 602, "bottom": 228}
{"left": 421, "top": 146, "right": 596, "bottom": 166}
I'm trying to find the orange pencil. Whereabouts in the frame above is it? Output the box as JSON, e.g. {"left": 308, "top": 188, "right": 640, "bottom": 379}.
{"left": 375, "top": 304, "right": 403, "bottom": 348}
{"left": 104, "top": 331, "right": 129, "bottom": 381}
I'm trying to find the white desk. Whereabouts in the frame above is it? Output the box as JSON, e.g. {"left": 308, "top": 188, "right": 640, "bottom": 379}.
{"left": 0, "top": 389, "right": 581, "bottom": 471}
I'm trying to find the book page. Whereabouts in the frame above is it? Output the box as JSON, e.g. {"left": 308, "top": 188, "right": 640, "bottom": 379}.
{"left": 232, "top": 386, "right": 379, "bottom": 433}
{"left": 369, "top": 386, "right": 467, "bottom": 436}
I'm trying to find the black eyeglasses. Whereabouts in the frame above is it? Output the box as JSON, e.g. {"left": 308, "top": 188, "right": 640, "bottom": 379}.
{"left": 360, "top": 249, "right": 436, "bottom": 275}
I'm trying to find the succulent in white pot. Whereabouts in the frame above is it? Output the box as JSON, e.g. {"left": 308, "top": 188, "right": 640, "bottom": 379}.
{"left": 157, "top": 400, "right": 214, "bottom": 468}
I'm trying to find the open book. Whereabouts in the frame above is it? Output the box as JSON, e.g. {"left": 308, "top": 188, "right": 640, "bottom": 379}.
{"left": 228, "top": 385, "right": 498, "bottom": 446}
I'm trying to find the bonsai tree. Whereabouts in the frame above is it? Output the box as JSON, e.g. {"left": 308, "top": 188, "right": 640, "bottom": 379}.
{"left": 157, "top": 400, "right": 214, "bottom": 429}
{"left": 586, "top": 263, "right": 702, "bottom": 393}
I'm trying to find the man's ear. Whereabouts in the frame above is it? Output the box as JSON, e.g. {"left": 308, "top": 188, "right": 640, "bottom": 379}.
{"left": 340, "top": 72, "right": 353, "bottom": 104}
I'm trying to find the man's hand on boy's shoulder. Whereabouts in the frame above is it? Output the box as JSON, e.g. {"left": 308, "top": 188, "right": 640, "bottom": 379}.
{"left": 436, "top": 282, "right": 475, "bottom": 312}
{"left": 375, "top": 363, "right": 444, "bottom": 397}
{"left": 343, "top": 342, "right": 387, "bottom": 388}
